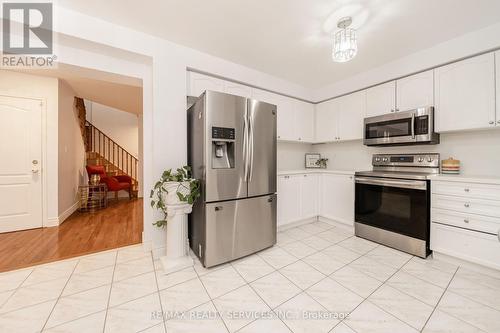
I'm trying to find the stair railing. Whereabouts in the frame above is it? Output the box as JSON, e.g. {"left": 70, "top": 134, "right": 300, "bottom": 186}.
{"left": 85, "top": 120, "right": 138, "bottom": 183}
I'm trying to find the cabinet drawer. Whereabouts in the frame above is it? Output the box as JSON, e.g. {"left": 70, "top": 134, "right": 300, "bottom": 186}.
{"left": 431, "top": 223, "right": 500, "bottom": 270}
{"left": 432, "top": 208, "right": 500, "bottom": 234}
{"left": 432, "top": 181, "right": 500, "bottom": 201}
{"left": 432, "top": 194, "right": 500, "bottom": 218}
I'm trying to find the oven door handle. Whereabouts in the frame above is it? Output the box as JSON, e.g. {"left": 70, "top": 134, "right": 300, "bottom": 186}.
{"left": 355, "top": 177, "right": 427, "bottom": 190}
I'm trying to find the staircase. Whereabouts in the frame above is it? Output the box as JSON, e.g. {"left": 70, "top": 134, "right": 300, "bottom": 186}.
{"left": 76, "top": 98, "right": 139, "bottom": 198}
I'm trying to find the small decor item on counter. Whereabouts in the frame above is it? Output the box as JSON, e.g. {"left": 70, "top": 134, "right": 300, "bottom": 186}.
{"left": 305, "top": 153, "right": 321, "bottom": 168}
{"left": 316, "top": 158, "right": 329, "bottom": 169}
{"left": 441, "top": 157, "right": 461, "bottom": 174}
{"left": 90, "top": 174, "right": 101, "bottom": 185}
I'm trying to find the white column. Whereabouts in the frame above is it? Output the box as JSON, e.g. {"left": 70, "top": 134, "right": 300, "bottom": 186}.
{"left": 159, "top": 204, "right": 193, "bottom": 275}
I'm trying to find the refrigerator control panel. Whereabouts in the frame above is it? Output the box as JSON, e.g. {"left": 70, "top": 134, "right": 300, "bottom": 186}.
{"left": 212, "top": 127, "right": 235, "bottom": 141}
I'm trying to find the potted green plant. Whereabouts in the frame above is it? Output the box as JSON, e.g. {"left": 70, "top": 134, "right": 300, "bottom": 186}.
{"left": 315, "top": 158, "right": 329, "bottom": 169}
{"left": 150, "top": 166, "right": 201, "bottom": 227}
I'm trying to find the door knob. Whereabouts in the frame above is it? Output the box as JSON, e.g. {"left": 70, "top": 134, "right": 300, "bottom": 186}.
{"left": 32, "top": 160, "right": 40, "bottom": 173}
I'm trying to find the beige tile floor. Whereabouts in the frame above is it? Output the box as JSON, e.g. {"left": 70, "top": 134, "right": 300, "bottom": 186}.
{"left": 1, "top": 220, "right": 499, "bottom": 332}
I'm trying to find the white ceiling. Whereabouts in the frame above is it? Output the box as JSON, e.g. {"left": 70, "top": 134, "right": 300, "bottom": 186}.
{"left": 13, "top": 64, "right": 143, "bottom": 114}
{"left": 60, "top": 0, "right": 500, "bottom": 88}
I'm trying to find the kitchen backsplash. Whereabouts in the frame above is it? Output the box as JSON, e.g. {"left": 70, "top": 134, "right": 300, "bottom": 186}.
{"left": 311, "top": 129, "right": 500, "bottom": 176}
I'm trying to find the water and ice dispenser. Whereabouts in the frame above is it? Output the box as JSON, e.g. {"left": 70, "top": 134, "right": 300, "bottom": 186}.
{"left": 211, "top": 126, "right": 235, "bottom": 169}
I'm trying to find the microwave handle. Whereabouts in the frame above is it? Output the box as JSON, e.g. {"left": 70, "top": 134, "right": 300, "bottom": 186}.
{"left": 411, "top": 113, "right": 416, "bottom": 139}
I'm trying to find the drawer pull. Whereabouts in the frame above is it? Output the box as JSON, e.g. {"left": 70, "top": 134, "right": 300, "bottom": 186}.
{"left": 464, "top": 188, "right": 470, "bottom": 192}
{"left": 464, "top": 203, "right": 470, "bottom": 208}
{"left": 463, "top": 219, "right": 469, "bottom": 223}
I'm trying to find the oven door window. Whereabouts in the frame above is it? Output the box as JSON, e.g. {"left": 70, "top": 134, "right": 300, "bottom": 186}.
{"left": 355, "top": 182, "right": 428, "bottom": 240}
{"left": 365, "top": 118, "right": 412, "bottom": 139}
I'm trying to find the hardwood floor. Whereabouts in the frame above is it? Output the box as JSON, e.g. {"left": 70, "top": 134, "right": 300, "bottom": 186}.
{"left": 0, "top": 198, "right": 143, "bottom": 273}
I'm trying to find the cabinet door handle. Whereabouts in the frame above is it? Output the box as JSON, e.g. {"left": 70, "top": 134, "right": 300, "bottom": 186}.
{"left": 498, "top": 229, "right": 500, "bottom": 242}
{"left": 489, "top": 121, "right": 495, "bottom": 125}
{"left": 464, "top": 188, "right": 470, "bottom": 192}
{"left": 464, "top": 203, "right": 470, "bottom": 208}
{"left": 463, "top": 219, "right": 469, "bottom": 223}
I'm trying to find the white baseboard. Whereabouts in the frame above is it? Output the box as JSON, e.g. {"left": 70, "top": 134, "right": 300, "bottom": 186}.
{"left": 318, "top": 216, "right": 355, "bottom": 234}
{"left": 278, "top": 215, "right": 355, "bottom": 235}
{"left": 432, "top": 251, "right": 500, "bottom": 278}
{"left": 46, "top": 217, "right": 59, "bottom": 227}
{"left": 47, "top": 201, "right": 80, "bottom": 227}
{"left": 277, "top": 217, "right": 318, "bottom": 232}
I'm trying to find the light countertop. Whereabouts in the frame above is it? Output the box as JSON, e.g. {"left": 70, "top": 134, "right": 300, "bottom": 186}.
{"left": 278, "top": 170, "right": 500, "bottom": 185}
{"left": 427, "top": 174, "right": 500, "bottom": 185}
{"left": 278, "top": 169, "right": 356, "bottom": 176}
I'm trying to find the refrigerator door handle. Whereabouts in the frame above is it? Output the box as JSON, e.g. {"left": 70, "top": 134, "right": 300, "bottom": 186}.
{"left": 243, "top": 102, "right": 249, "bottom": 182}
{"left": 248, "top": 101, "right": 255, "bottom": 182}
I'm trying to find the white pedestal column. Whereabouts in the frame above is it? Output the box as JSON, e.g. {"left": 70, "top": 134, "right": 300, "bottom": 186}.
{"left": 159, "top": 204, "right": 194, "bottom": 275}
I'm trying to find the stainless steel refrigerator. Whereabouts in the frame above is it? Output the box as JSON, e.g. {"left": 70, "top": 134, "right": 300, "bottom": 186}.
{"left": 187, "top": 91, "right": 277, "bottom": 268}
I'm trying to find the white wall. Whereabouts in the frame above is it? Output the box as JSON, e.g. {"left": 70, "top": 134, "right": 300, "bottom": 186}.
{"left": 58, "top": 80, "right": 86, "bottom": 222}
{"left": 85, "top": 101, "right": 139, "bottom": 158}
{"left": 0, "top": 70, "right": 59, "bottom": 225}
{"left": 312, "top": 130, "right": 500, "bottom": 177}
{"left": 277, "top": 142, "right": 313, "bottom": 171}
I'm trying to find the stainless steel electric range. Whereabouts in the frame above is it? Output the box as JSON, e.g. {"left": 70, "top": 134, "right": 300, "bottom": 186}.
{"left": 354, "top": 153, "right": 440, "bottom": 258}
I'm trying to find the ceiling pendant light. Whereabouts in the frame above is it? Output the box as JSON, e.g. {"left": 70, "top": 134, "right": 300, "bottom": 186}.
{"left": 332, "top": 17, "right": 357, "bottom": 63}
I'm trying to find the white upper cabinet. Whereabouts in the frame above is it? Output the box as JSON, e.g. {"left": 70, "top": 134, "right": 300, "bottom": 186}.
{"left": 396, "top": 70, "right": 434, "bottom": 111}
{"left": 315, "top": 99, "right": 338, "bottom": 143}
{"left": 276, "top": 96, "right": 296, "bottom": 141}
{"left": 277, "top": 98, "right": 315, "bottom": 142}
{"left": 337, "top": 90, "right": 366, "bottom": 141}
{"left": 252, "top": 88, "right": 278, "bottom": 105}
{"left": 188, "top": 74, "right": 316, "bottom": 143}
{"left": 496, "top": 51, "right": 500, "bottom": 126}
{"left": 294, "top": 101, "right": 315, "bottom": 142}
{"left": 187, "top": 72, "right": 225, "bottom": 97}
{"left": 435, "top": 52, "right": 496, "bottom": 132}
{"left": 366, "top": 81, "right": 396, "bottom": 117}
{"left": 223, "top": 81, "right": 252, "bottom": 98}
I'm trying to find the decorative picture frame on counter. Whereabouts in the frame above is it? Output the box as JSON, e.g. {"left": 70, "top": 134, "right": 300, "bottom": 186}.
{"left": 305, "top": 153, "right": 321, "bottom": 168}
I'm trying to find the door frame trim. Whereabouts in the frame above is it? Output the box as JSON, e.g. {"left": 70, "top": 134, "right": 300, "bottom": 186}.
{"left": 0, "top": 93, "right": 47, "bottom": 229}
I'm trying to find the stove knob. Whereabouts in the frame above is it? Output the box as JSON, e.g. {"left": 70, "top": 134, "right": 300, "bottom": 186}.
{"left": 382, "top": 157, "right": 388, "bottom": 162}
{"left": 418, "top": 157, "right": 424, "bottom": 162}
{"left": 375, "top": 157, "right": 381, "bottom": 162}
{"left": 427, "top": 157, "right": 434, "bottom": 162}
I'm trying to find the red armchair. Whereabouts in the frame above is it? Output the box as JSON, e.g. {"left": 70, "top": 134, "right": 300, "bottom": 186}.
{"left": 86, "top": 165, "right": 132, "bottom": 199}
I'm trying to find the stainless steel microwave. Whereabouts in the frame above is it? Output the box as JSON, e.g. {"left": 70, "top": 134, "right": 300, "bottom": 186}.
{"left": 363, "top": 107, "right": 439, "bottom": 146}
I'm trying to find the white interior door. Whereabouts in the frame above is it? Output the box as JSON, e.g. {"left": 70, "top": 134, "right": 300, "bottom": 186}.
{"left": 0, "top": 95, "right": 42, "bottom": 233}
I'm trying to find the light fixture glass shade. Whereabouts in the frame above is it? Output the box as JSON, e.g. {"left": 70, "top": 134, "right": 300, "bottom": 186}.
{"left": 332, "top": 27, "right": 357, "bottom": 62}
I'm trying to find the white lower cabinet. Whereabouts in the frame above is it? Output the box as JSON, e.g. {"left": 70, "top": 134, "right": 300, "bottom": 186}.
{"left": 277, "top": 173, "right": 319, "bottom": 226}
{"left": 277, "top": 175, "right": 301, "bottom": 226}
{"left": 431, "top": 223, "right": 500, "bottom": 270}
{"left": 300, "top": 174, "right": 318, "bottom": 219}
{"left": 319, "top": 174, "right": 354, "bottom": 226}
{"left": 431, "top": 179, "right": 500, "bottom": 270}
